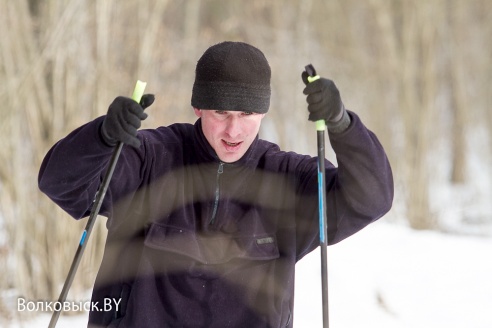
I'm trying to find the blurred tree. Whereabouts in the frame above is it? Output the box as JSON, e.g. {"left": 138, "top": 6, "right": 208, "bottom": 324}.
{"left": 447, "top": 0, "right": 468, "bottom": 184}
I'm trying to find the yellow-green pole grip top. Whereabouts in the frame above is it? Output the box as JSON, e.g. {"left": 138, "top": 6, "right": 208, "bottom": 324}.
{"left": 307, "top": 75, "right": 320, "bottom": 83}
{"left": 132, "top": 80, "right": 147, "bottom": 103}
{"left": 305, "top": 65, "right": 325, "bottom": 131}
{"left": 309, "top": 75, "right": 326, "bottom": 131}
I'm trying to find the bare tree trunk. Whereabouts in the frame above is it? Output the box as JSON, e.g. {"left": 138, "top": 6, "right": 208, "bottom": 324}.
{"left": 403, "top": 2, "right": 443, "bottom": 230}
{"left": 447, "top": 0, "right": 468, "bottom": 184}
{"left": 369, "top": 0, "right": 438, "bottom": 229}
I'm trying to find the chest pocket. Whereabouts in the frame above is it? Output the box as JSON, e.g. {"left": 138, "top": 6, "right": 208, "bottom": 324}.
{"left": 144, "top": 223, "right": 279, "bottom": 265}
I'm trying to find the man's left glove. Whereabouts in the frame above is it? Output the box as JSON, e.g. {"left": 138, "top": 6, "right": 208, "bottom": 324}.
{"left": 301, "top": 73, "right": 350, "bottom": 132}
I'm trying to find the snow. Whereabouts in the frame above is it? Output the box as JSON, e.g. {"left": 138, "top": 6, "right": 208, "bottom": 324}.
{"left": 8, "top": 221, "right": 492, "bottom": 327}
{"left": 294, "top": 221, "right": 492, "bottom": 328}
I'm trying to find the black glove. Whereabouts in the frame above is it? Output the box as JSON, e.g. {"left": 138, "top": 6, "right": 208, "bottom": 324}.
{"left": 101, "top": 94, "right": 155, "bottom": 148}
{"left": 301, "top": 72, "right": 345, "bottom": 123}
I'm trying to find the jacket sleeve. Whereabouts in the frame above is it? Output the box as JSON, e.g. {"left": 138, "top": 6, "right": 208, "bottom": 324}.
{"left": 326, "top": 111, "right": 393, "bottom": 243}
{"left": 295, "top": 110, "right": 393, "bottom": 255}
{"left": 38, "top": 116, "right": 145, "bottom": 221}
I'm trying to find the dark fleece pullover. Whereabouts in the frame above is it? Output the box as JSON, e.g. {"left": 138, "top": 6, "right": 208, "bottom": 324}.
{"left": 38, "top": 111, "right": 393, "bottom": 327}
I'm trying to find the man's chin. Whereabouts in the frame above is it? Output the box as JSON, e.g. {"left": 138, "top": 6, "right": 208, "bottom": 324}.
{"left": 217, "top": 151, "right": 244, "bottom": 163}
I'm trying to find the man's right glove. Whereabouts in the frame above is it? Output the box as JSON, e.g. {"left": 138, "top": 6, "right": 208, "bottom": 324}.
{"left": 301, "top": 73, "right": 351, "bottom": 133}
{"left": 100, "top": 94, "right": 154, "bottom": 148}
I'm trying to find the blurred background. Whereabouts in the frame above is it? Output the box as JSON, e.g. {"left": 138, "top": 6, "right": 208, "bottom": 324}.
{"left": 1, "top": 0, "right": 491, "bottom": 326}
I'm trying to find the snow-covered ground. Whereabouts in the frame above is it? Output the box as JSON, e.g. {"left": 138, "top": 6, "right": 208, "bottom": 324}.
{"left": 294, "top": 221, "right": 492, "bottom": 328}
{"left": 8, "top": 221, "right": 492, "bottom": 327}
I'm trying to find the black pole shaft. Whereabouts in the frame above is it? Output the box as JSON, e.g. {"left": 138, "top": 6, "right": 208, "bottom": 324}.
{"left": 48, "top": 142, "right": 123, "bottom": 328}
{"left": 317, "top": 129, "right": 329, "bottom": 328}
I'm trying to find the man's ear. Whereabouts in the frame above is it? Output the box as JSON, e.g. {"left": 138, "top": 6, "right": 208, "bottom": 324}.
{"left": 193, "top": 108, "right": 202, "bottom": 117}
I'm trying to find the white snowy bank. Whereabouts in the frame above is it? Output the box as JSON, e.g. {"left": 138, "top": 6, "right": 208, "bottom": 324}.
{"left": 295, "top": 221, "right": 492, "bottom": 328}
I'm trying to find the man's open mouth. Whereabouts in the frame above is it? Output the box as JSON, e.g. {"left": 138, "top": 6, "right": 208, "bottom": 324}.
{"left": 222, "top": 140, "right": 242, "bottom": 149}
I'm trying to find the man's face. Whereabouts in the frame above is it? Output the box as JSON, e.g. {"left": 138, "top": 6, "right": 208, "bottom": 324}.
{"left": 194, "top": 108, "right": 265, "bottom": 163}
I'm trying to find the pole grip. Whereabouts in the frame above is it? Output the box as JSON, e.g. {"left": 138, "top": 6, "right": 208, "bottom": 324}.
{"left": 305, "top": 66, "right": 326, "bottom": 132}
{"left": 307, "top": 75, "right": 320, "bottom": 83}
{"left": 132, "top": 80, "right": 147, "bottom": 103}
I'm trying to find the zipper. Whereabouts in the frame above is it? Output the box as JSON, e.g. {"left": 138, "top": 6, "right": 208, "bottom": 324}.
{"left": 285, "top": 311, "right": 292, "bottom": 326}
{"left": 209, "top": 162, "right": 224, "bottom": 225}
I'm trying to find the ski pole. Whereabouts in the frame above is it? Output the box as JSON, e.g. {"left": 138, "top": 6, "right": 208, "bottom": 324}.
{"left": 48, "top": 80, "right": 147, "bottom": 328}
{"left": 305, "top": 64, "right": 329, "bottom": 328}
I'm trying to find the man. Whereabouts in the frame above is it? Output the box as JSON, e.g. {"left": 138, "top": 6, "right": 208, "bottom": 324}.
{"left": 39, "top": 41, "right": 393, "bottom": 327}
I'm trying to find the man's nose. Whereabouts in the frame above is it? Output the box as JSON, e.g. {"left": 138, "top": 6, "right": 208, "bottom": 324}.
{"left": 225, "top": 116, "right": 241, "bottom": 138}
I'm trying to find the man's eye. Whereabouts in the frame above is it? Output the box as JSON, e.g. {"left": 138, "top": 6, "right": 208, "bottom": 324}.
{"left": 243, "top": 112, "right": 254, "bottom": 116}
{"left": 216, "top": 110, "right": 227, "bottom": 115}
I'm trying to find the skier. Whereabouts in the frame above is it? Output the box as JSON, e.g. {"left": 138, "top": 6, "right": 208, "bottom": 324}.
{"left": 39, "top": 41, "right": 393, "bottom": 327}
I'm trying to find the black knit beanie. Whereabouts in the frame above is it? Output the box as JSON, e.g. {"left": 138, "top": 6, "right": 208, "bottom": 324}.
{"left": 191, "top": 41, "right": 271, "bottom": 113}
